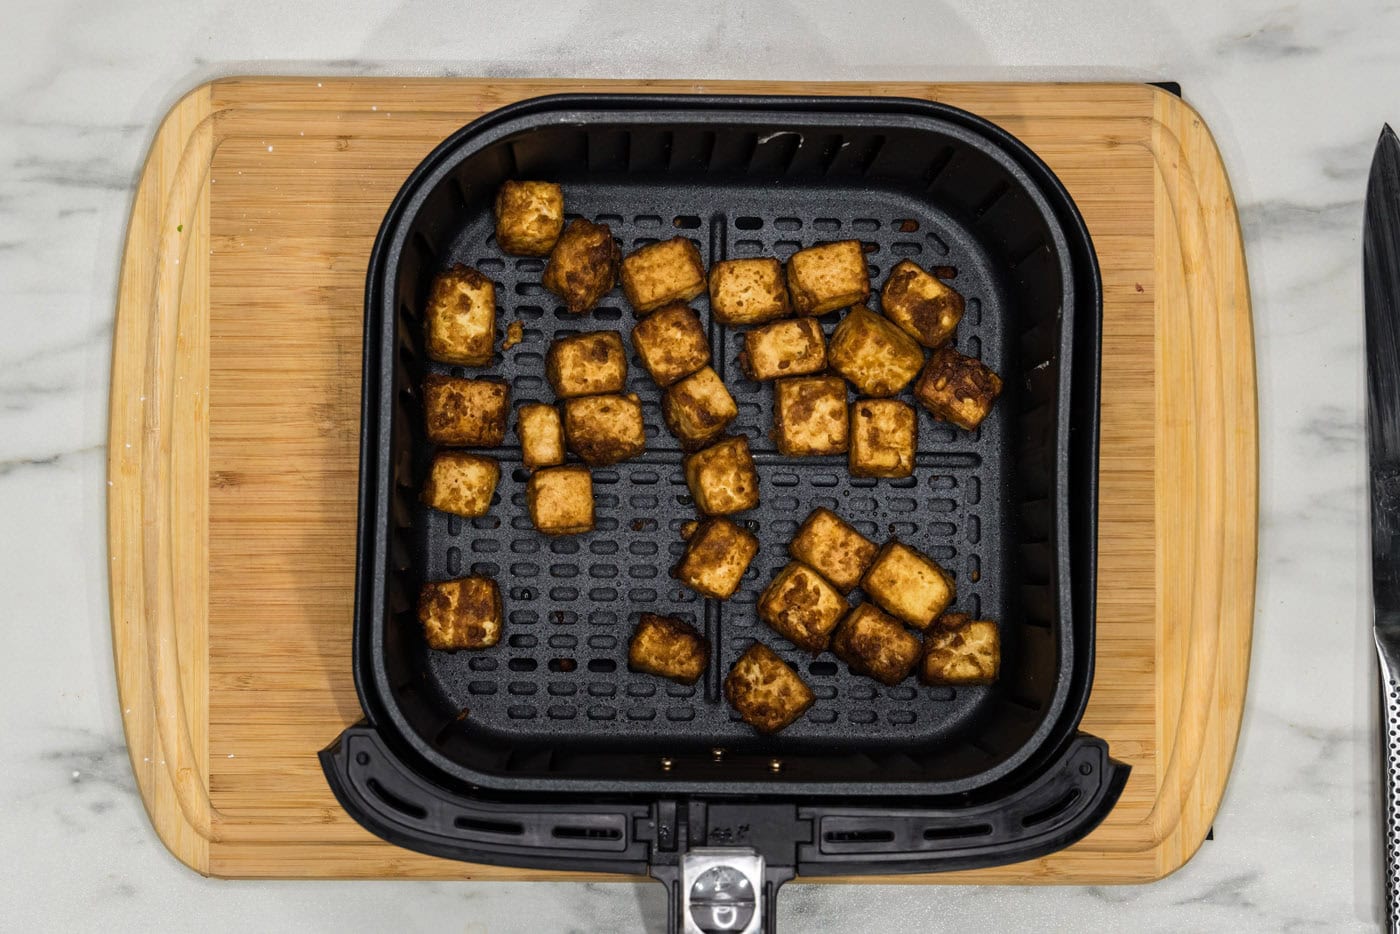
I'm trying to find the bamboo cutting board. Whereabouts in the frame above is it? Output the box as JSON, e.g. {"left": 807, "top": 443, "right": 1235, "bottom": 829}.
{"left": 108, "top": 78, "right": 1255, "bottom": 883}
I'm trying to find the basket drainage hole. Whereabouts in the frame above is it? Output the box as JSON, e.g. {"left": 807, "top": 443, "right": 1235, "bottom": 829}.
{"left": 808, "top": 661, "right": 838, "bottom": 677}
{"left": 673, "top": 215, "right": 702, "bottom": 229}
{"left": 734, "top": 216, "right": 763, "bottom": 230}
{"left": 508, "top": 658, "right": 538, "bottom": 672}
{"left": 587, "top": 659, "right": 617, "bottom": 673}
{"left": 366, "top": 779, "right": 427, "bottom": 820}
{"left": 548, "top": 657, "right": 578, "bottom": 673}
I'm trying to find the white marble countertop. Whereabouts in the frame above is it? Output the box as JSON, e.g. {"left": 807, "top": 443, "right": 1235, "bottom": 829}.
{"left": 0, "top": 0, "right": 1389, "bottom": 929}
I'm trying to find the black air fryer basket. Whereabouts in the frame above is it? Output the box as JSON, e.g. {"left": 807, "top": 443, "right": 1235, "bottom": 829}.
{"left": 323, "top": 94, "right": 1126, "bottom": 931}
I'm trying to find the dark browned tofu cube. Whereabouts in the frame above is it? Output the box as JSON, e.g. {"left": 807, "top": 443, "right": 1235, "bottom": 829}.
{"left": 545, "top": 330, "right": 627, "bottom": 399}
{"left": 674, "top": 517, "right": 760, "bottom": 600}
{"left": 424, "top": 264, "right": 496, "bottom": 367}
{"left": 684, "top": 436, "right": 760, "bottom": 516}
{"left": 920, "top": 618, "right": 1000, "bottom": 685}
{"left": 620, "top": 237, "right": 707, "bottom": 314}
{"left": 881, "top": 259, "right": 965, "bottom": 349}
{"left": 517, "top": 403, "right": 564, "bottom": 469}
{"left": 757, "top": 561, "right": 849, "bottom": 653}
{"left": 662, "top": 366, "right": 738, "bottom": 450}
{"left": 708, "top": 257, "right": 791, "bottom": 325}
{"left": 862, "top": 541, "right": 956, "bottom": 629}
{"left": 423, "top": 375, "right": 509, "bottom": 447}
{"left": 543, "top": 218, "right": 619, "bottom": 314}
{"left": 630, "top": 302, "right": 710, "bottom": 387}
{"left": 628, "top": 613, "right": 710, "bottom": 684}
{"left": 740, "top": 317, "right": 826, "bottom": 381}
{"left": 526, "top": 465, "right": 594, "bottom": 535}
{"left": 914, "top": 345, "right": 1004, "bottom": 431}
{"left": 785, "top": 241, "right": 870, "bottom": 316}
{"left": 828, "top": 306, "right": 924, "bottom": 397}
{"left": 788, "top": 507, "right": 877, "bottom": 594}
{"left": 831, "top": 602, "right": 922, "bottom": 686}
{"left": 724, "top": 642, "right": 815, "bottom": 734}
{"left": 773, "top": 376, "right": 848, "bottom": 456}
{"left": 563, "top": 393, "right": 646, "bottom": 466}
{"left": 418, "top": 577, "right": 503, "bottom": 650}
{"left": 421, "top": 452, "right": 499, "bottom": 518}
{"left": 493, "top": 181, "right": 565, "bottom": 256}
{"left": 849, "top": 399, "right": 917, "bottom": 479}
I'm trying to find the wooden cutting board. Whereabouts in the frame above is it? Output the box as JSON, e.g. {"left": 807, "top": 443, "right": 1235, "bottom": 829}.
{"left": 108, "top": 78, "right": 1255, "bottom": 883}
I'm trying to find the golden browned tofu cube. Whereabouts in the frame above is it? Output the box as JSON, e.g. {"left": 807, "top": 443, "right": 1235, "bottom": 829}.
{"left": 543, "top": 218, "right": 620, "bottom": 314}
{"left": 424, "top": 264, "right": 496, "bottom": 367}
{"left": 545, "top": 330, "right": 627, "bottom": 398}
{"left": 739, "top": 317, "right": 826, "bottom": 381}
{"left": 828, "top": 306, "right": 924, "bottom": 397}
{"left": 862, "top": 541, "right": 956, "bottom": 629}
{"left": 563, "top": 393, "right": 646, "bottom": 466}
{"left": 788, "top": 507, "right": 877, "bottom": 594}
{"left": 674, "top": 517, "right": 760, "bottom": 599}
{"left": 684, "top": 436, "right": 760, "bottom": 516}
{"left": 849, "top": 399, "right": 917, "bottom": 479}
{"left": 423, "top": 375, "right": 509, "bottom": 447}
{"left": 417, "top": 577, "right": 503, "bottom": 650}
{"left": 773, "top": 376, "right": 848, "bottom": 456}
{"left": 631, "top": 302, "right": 710, "bottom": 387}
{"left": 493, "top": 181, "right": 565, "bottom": 256}
{"left": 708, "top": 257, "right": 791, "bottom": 325}
{"left": 757, "top": 561, "right": 849, "bottom": 654}
{"left": 517, "top": 403, "right": 564, "bottom": 469}
{"left": 920, "top": 617, "right": 1000, "bottom": 685}
{"left": 785, "top": 241, "right": 870, "bottom": 316}
{"left": 831, "top": 602, "right": 922, "bottom": 686}
{"left": 421, "top": 452, "right": 500, "bottom": 518}
{"left": 620, "top": 237, "right": 707, "bottom": 314}
{"left": 662, "top": 366, "right": 738, "bottom": 450}
{"left": 526, "top": 465, "right": 594, "bottom": 535}
{"left": 628, "top": 613, "right": 710, "bottom": 684}
{"left": 724, "top": 642, "right": 815, "bottom": 734}
{"left": 881, "top": 259, "right": 965, "bottom": 349}
{"left": 914, "top": 346, "right": 1004, "bottom": 431}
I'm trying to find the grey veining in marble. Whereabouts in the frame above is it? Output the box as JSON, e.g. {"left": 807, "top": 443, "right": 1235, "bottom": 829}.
{"left": 0, "top": 0, "right": 1394, "bottom": 930}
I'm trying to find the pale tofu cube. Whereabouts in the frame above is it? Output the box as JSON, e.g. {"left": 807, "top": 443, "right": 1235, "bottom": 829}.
{"left": 739, "top": 317, "right": 826, "bottom": 381}
{"left": 861, "top": 541, "right": 956, "bottom": 630}
{"left": 418, "top": 577, "right": 503, "bottom": 650}
{"left": 827, "top": 306, "right": 924, "bottom": 397}
{"left": 620, "top": 237, "right": 707, "bottom": 314}
{"left": 424, "top": 264, "right": 496, "bottom": 366}
{"left": 785, "top": 240, "right": 870, "bottom": 316}
{"left": 662, "top": 366, "right": 738, "bottom": 450}
{"left": 421, "top": 452, "right": 499, "bottom": 518}
{"left": 708, "top": 257, "right": 791, "bottom": 324}
{"left": 849, "top": 399, "right": 917, "bottom": 479}
{"left": 772, "top": 376, "right": 848, "bottom": 456}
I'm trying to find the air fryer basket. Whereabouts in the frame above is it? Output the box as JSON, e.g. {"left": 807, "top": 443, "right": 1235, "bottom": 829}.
{"left": 325, "top": 94, "right": 1124, "bottom": 925}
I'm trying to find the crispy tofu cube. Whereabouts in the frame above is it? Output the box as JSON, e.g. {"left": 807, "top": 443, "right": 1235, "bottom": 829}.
{"left": 423, "top": 375, "right": 509, "bottom": 447}
{"left": 785, "top": 241, "right": 870, "bottom": 316}
{"left": 914, "top": 346, "right": 1004, "bottom": 431}
{"left": 920, "top": 617, "right": 1000, "bottom": 685}
{"left": 421, "top": 452, "right": 500, "bottom": 518}
{"left": 831, "top": 602, "right": 922, "bottom": 686}
{"left": 517, "top": 403, "right": 564, "bottom": 469}
{"left": 862, "top": 541, "right": 956, "bottom": 629}
{"left": 828, "top": 306, "right": 925, "bottom": 397}
{"left": 563, "top": 393, "right": 646, "bottom": 466}
{"left": 772, "top": 376, "right": 848, "bottom": 456}
{"left": 740, "top": 317, "right": 826, "bottom": 381}
{"left": 545, "top": 330, "right": 628, "bottom": 398}
{"left": 881, "top": 259, "right": 965, "bottom": 349}
{"left": 543, "top": 218, "right": 620, "bottom": 314}
{"left": 849, "top": 399, "right": 917, "bottom": 479}
{"left": 631, "top": 302, "right": 710, "bottom": 387}
{"left": 724, "top": 642, "right": 815, "bottom": 734}
{"left": 674, "top": 517, "right": 760, "bottom": 599}
{"left": 526, "top": 465, "right": 594, "bottom": 535}
{"left": 708, "top": 257, "right": 791, "bottom": 325}
{"left": 684, "top": 436, "right": 760, "bottom": 516}
{"left": 788, "top": 507, "right": 877, "bottom": 594}
{"left": 424, "top": 264, "right": 496, "bottom": 367}
{"left": 757, "top": 561, "right": 849, "bottom": 653}
{"left": 662, "top": 366, "right": 738, "bottom": 450}
{"left": 628, "top": 613, "right": 710, "bottom": 684}
{"left": 620, "top": 237, "right": 707, "bottom": 314}
{"left": 417, "top": 577, "right": 503, "bottom": 650}
{"left": 493, "top": 181, "right": 565, "bottom": 256}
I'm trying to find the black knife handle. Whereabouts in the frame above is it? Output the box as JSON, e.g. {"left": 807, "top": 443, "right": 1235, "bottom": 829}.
{"left": 1379, "top": 634, "right": 1400, "bottom": 931}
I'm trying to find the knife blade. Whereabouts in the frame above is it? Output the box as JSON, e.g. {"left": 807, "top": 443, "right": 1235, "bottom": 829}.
{"left": 1366, "top": 123, "right": 1400, "bottom": 933}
